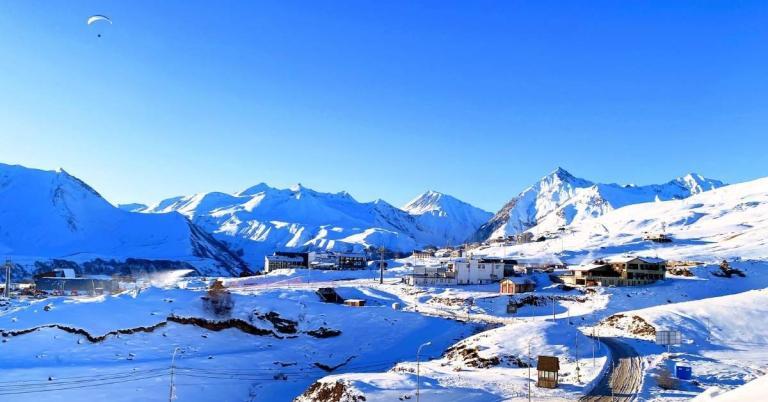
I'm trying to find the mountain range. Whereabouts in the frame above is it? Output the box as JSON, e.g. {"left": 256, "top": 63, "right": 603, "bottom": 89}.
{"left": 470, "top": 168, "right": 725, "bottom": 241}
{"left": 129, "top": 184, "right": 492, "bottom": 268}
{"left": 0, "top": 163, "right": 247, "bottom": 277}
{"left": 0, "top": 162, "right": 730, "bottom": 274}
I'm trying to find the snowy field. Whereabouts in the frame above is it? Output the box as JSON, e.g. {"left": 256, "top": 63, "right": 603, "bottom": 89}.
{"left": 3, "top": 175, "right": 768, "bottom": 400}
{"left": 0, "top": 284, "right": 475, "bottom": 401}
{"left": 4, "top": 259, "right": 768, "bottom": 401}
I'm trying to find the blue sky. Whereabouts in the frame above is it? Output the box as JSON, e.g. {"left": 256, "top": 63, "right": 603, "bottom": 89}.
{"left": 0, "top": 1, "right": 766, "bottom": 211}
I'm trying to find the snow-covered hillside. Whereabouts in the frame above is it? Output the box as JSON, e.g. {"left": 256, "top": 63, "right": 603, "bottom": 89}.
{"left": 478, "top": 175, "right": 768, "bottom": 264}
{"left": 472, "top": 168, "right": 724, "bottom": 242}
{"left": 0, "top": 163, "right": 246, "bottom": 277}
{"left": 402, "top": 190, "right": 492, "bottom": 246}
{"left": 0, "top": 283, "right": 473, "bottom": 402}
{"left": 138, "top": 185, "right": 489, "bottom": 269}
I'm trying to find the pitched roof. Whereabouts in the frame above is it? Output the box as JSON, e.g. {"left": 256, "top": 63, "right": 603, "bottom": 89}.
{"left": 537, "top": 355, "right": 560, "bottom": 371}
{"left": 501, "top": 277, "right": 535, "bottom": 284}
{"left": 568, "top": 263, "right": 610, "bottom": 272}
{"left": 602, "top": 255, "right": 666, "bottom": 264}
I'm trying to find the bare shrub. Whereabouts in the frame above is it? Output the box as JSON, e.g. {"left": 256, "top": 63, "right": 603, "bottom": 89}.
{"left": 203, "top": 280, "right": 234, "bottom": 317}
{"left": 656, "top": 368, "right": 678, "bottom": 390}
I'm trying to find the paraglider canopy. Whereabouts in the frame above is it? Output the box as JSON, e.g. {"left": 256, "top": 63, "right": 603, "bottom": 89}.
{"left": 86, "top": 15, "right": 112, "bottom": 25}
{"left": 87, "top": 15, "right": 111, "bottom": 38}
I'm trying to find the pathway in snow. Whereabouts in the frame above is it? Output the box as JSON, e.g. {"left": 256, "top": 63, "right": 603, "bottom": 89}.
{"left": 582, "top": 337, "right": 642, "bottom": 402}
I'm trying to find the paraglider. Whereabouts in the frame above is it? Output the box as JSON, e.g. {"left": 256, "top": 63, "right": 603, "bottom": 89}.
{"left": 86, "top": 15, "right": 112, "bottom": 38}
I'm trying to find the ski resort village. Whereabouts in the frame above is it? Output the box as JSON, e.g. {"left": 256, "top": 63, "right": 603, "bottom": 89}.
{"left": 2, "top": 3, "right": 766, "bottom": 401}
{"left": 0, "top": 163, "right": 765, "bottom": 401}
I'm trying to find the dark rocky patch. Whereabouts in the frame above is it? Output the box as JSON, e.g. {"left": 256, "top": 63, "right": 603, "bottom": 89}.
{"left": 306, "top": 327, "right": 341, "bottom": 338}
{"left": 296, "top": 380, "right": 366, "bottom": 402}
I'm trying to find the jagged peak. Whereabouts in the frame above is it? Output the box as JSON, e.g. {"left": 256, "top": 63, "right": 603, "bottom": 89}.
{"left": 671, "top": 173, "right": 725, "bottom": 194}
{"left": 550, "top": 166, "right": 573, "bottom": 178}
{"left": 534, "top": 167, "right": 593, "bottom": 191}
{"left": 286, "top": 183, "right": 356, "bottom": 201}
{"left": 406, "top": 189, "right": 444, "bottom": 204}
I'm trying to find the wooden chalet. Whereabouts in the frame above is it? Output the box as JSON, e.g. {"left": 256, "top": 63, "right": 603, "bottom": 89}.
{"left": 499, "top": 277, "right": 535, "bottom": 294}
{"left": 563, "top": 256, "right": 666, "bottom": 287}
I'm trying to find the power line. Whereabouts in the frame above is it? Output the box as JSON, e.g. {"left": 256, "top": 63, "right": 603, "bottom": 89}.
{"left": 0, "top": 368, "right": 168, "bottom": 387}
{"left": 0, "top": 372, "right": 168, "bottom": 396}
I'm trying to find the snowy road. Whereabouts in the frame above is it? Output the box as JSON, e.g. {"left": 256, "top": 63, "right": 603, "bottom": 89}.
{"left": 581, "top": 337, "right": 642, "bottom": 402}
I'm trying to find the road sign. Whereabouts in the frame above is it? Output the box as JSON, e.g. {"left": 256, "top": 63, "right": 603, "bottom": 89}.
{"left": 656, "top": 330, "right": 682, "bottom": 346}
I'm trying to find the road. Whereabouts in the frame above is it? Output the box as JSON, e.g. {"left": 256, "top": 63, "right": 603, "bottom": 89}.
{"left": 581, "top": 337, "right": 642, "bottom": 402}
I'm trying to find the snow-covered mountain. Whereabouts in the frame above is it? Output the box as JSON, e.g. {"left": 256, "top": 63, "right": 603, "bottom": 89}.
{"left": 137, "top": 185, "right": 490, "bottom": 268}
{"left": 403, "top": 190, "right": 492, "bottom": 246}
{"left": 472, "top": 168, "right": 725, "bottom": 241}
{"left": 0, "top": 163, "right": 247, "bottom": 277}
{"left": 478, "top": 174, "right": 768, "bottom": 263}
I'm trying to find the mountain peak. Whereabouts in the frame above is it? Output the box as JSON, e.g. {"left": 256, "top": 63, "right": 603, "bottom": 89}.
{"left": 403, "top": 190, "right": 447, "bottom": 212}
{"left": 672, "top": 173, "right": 725, "bottom": 194}
{"left": 238, "top": 182, "right": 272, "bottom": 197}
{"left": 536, "top": 168, "right": 593, "bottom": 190}
{"left": 545, "top": 167, "right": 581, "bottom": 183}
{"left": 404, "top": 189, "right": 490, "bottom": 216}
{"left": 551, "top": 166, "right": 571, "bottom": 176}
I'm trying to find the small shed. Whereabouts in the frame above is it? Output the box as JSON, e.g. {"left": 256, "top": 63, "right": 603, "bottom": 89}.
{"left": 536, "top": 356, "right": 560, "bottom": 388}
{"left": 316, "top": 287, "right": 344, "bottom": 303}
{"left": 344, "top": 299, "right": 366, "bottom": 307}
{"left": 500, "top": 278, "right": 535, "bottom": 294}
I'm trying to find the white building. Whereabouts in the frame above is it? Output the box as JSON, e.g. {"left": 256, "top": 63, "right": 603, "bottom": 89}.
{"left": 406, "top": 265, "right": 457, "bottom": 286}
{"left": 450, "top": 258, "right": 504, "bottom": 285}
{"left": 406, "top": 257, "right": 506, "bottom": 286}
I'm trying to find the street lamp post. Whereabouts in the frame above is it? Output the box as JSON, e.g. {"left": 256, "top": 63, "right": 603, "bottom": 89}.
{"left": 169, "top": 347, "right": 181, "bottom": 402}
{"left": 416, "top": 341, "right": 431, "bottom": 402}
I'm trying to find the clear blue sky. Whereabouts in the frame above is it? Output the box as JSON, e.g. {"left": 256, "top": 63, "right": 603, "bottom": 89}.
{"left": 0, "top": 1, "right": 766, "bottom": 212}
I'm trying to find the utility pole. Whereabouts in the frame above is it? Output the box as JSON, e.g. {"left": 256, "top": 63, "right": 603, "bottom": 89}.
{"left": 592, "top": 326, "right": 596, "bottom": 368}
{"left": 559, "top": 227, "right": 565, "bottom": 254}
{"left": 551, "top": 296, "right": 556, "bottom": 322}
{"left": 3, "top": 259, "right": 11, "bottom": 298}
{"left": 575, "top": 330, "right": 581, "bottom": 384}
{"left": 416, "top": 341, "right": 431, "bottom": 402}
{"left": 169, "top": 347, "right": 181, "bottom": 402}
{"left": 527, "top": 340, "right": 532, "bottom": 402}
{"left": 611, "top": 358, "right": 615, "bottom": 401}
{"left": 379, "top": 247, "right": 385, "bottom": 285}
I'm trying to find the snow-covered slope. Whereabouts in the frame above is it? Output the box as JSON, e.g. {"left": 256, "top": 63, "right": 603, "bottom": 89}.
{"left": 472, "top": 168, "right": 724, "bottom": 241}
{"left": 139, "top": 185, "right": 490, "bottom": 268}
{"left": 694, "top": 374, "right": 768, "bottom": 401}
{"left": 480, "top": 175, "right": 768, "bottom": 263}
{"left": 0, "top": 163, "right": 246, "bottom": 276}
{"left": 402, "top": 190, "right": 492, "bottom": 246}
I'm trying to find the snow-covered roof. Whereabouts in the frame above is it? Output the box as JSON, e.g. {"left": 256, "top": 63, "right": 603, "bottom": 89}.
{"left": 501, "top": 277, "right": 535, "bottom": 284}
{"left": 514, "top": 256, "right": 564, "bottom": 265}
{"left": 265, "top": 255, "right": 303, "bottom": 262}
{"left": 603, "top": 256, "right": 666, "bottom": 264}
{"left": 568, "top": 263, "right": 609, "bottom": 272}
